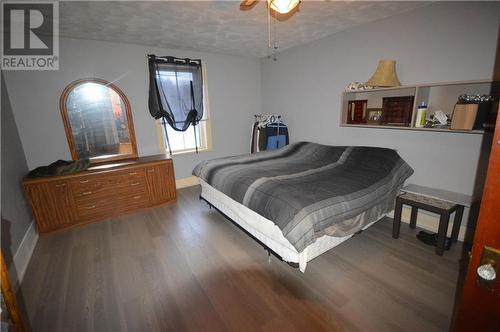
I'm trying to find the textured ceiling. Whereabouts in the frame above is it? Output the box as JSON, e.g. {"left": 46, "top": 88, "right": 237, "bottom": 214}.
{"left": 60, "top": 1, "right": 431, "bottom": 58}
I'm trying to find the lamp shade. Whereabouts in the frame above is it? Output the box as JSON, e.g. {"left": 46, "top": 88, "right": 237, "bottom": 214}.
{"left": 366, "top": 59, "right": 401, "bottom": 87}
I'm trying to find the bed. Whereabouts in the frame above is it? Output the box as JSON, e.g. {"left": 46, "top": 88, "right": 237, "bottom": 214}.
{"left": 193, "top": 142, "right": 414, "bottom": 272}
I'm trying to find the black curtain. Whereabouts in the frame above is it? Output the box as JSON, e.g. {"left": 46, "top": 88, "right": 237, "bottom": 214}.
{"left": 147, "top": 54, "right": 204, "bottom": 153}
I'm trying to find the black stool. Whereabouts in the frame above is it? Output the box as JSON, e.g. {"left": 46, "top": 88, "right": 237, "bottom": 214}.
{"left": 392, "top": 192, "right": 464, "bottom": 256}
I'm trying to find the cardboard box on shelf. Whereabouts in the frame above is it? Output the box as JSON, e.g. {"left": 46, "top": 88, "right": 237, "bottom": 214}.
{"left": 451, "top": 104, "right": 478, "bottom": 130}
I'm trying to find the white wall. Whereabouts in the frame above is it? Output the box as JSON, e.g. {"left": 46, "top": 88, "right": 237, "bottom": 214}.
{"left": 261, "top": 1, "right": 499, "bottom": 197}
{"left": 1, "top": 73, "right": 33, "bottom": 262}
{"left": 3, "top": 38, "right": 262, "bottom": 179}
{"left": 3, "top": 2, "right": 498, "bottom": 190}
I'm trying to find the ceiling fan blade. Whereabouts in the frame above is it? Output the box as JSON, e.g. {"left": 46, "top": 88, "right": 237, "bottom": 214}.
{"left": 271, "top": 3, "right": 300, "bottom": 22}
{"left": 240, "top": 0, "right": 259, "bottom": 11}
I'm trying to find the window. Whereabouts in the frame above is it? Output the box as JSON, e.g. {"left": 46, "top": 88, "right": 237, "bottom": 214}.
{"left": 156, "top": 64, "right": 212, "bottom": 155}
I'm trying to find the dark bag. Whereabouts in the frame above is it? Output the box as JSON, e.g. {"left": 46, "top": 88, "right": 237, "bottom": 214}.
{"left": 27, "top": 159, "right": 90, "bottom": 177}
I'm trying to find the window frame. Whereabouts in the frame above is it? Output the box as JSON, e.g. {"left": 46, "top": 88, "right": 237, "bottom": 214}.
{"left": 155, "top": 63, "right": 212, "bottom": 155}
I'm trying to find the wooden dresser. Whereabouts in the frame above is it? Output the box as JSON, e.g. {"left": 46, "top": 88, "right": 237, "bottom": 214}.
{"left": 23, "top": 155, "right": 176, "bottom": 233}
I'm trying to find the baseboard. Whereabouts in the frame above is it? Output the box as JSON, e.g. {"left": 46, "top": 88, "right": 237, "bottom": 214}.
{"left": 9, "top": 221, "right": 38, "bottom": 289}
{"left": 175, "top": 176, "right": 199, "bottom": 189}
{"left": 387, "top": 206, "right": 467, "bottom": 242}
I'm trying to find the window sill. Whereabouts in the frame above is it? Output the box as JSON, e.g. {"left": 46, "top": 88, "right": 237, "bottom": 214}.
{"left": 169, "top": 146, "right": 212, "bottom": 156}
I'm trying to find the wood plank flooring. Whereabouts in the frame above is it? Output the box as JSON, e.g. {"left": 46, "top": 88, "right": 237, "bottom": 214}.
{"left": 18, "top": 186, "right": 462, "bottom": 332}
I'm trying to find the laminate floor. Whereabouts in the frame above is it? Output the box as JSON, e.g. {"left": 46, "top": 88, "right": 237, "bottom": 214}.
{"left": 19, "top": 186, "right": 462, "bottom": 332}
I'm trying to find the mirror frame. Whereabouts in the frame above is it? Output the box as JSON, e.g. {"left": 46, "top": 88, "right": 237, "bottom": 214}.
{"left": 59, "top": 78, "right": 138, "bottom": 164}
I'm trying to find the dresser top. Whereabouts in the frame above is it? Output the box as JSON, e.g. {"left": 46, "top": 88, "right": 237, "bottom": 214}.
{"left": 24, "top": 154, "right": 172, "bottom": 184}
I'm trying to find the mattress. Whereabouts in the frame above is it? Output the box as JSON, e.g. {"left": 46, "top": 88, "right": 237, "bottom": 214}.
{"left": 200, "top": 179, "right": 384, "bottom": 272}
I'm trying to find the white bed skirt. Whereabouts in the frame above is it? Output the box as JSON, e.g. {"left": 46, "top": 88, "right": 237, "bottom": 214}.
{"left": 199, "top": 179, "right": 384, "bottom": 272}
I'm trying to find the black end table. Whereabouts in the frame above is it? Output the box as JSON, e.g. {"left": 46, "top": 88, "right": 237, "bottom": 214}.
{"left": 392, "top": 192, "right": 464, "bottom": 256}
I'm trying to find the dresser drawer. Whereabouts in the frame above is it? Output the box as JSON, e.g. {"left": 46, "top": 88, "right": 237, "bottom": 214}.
{"left": 124, "top": 169, "right": 146, "bottom": 179}
{"left": 71, "top": 169, "right": 147, "bottom": 198}
{"left": 76, "top": 196, "right": 116, "bottom": 219}
{"left": 72, "top": 179, "right": 147, "bottom": 201}
{"left": 115, "top": 191, "right": 151, "bottom": 212}
{"left": 70, "top": 174, "right": 119, "bottom": 193}
{"left": 76, "top": 186, "right": 150, "bottom": 217}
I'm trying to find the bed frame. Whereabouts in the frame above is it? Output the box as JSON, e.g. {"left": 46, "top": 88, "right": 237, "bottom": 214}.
{"left": 200, "top": 195, "right": 300, "bottom": 268}
{"left": 199, "top": 189, "right": 377, "bottom": 273}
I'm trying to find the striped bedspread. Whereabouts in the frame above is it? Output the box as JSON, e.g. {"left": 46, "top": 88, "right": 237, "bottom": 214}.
{"left": 193, "top": 142, "right": 413, "bottom": 252}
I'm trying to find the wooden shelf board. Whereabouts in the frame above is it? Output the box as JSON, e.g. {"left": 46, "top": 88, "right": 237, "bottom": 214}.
{"left": 340, "top": 124, "right": 484, "bottom": 134}
{"left": 342, "top": 79, "right": 492, "bottom": 94}
{"left": 344, "top": 86, "right": 415, "bottom": 93}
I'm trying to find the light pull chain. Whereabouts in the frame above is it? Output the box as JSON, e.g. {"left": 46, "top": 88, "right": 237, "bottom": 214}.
{"left": 266, "top": 2, "right": 278, "bottom": 62}
{"left": 273, "top": 13, "right": 278, "bottom": 61}
{"left": 267, "top": 1, "right": 272, "bottom": 50}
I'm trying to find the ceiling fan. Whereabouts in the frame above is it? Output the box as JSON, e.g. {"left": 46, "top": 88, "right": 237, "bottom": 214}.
{"left": 240, "top": 0, "right": 301, "bottom": 59}
{"left": 240, "top": 0, "right": 301, "bottom": 20}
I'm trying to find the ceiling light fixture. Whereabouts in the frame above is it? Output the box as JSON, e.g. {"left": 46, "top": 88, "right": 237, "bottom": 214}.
{"left": 267, "top": 0, "right": 300, "bottom": 14}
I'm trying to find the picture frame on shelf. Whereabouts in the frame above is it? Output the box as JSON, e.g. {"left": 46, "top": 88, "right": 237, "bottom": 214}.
{"left": 381, "top": 96, "right": 414, "bottom": 127}
{"left": 366, "top": 108, "right": 383, "bottom": 124}
{"left": 347, "top": 99, "right": 368, "bottom": 124}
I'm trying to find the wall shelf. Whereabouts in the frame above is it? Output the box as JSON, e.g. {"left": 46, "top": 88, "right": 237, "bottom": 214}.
{"left": 340, "top": 79, "right": 493, "bottom": 133}
{"left": 340, "top": 123, "right": 484, "bottom": 134}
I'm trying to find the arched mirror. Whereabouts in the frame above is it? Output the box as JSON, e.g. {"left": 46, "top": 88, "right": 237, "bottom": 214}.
{"left": 60, "top": 78, "right": 138, "bottom": 163}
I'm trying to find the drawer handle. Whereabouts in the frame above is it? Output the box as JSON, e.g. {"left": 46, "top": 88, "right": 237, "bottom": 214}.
{"left": 55, "top": 183, "right": 66, "bottom": 187}
{"left": 82, "top": 191, "right": 92, "bottom": 196}
{"left": 129, "top": 172, "right": 137, "bottom": 175}
{"left": 133, "top": 195, "right": 142, "bottom": 199}
{"left": 85, "top": 204, "right": 97, "bottom": 209}
{"left": 147, "top": 169, "right": 155, "bottom": 173}
{"left": 79, "top": 179, "right": 89, "bottom": 184}
{"left": 130, "top": 182, "right": 140, "bottom": 186}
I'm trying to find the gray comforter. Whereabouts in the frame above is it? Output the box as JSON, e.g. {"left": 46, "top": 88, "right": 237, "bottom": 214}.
{"left": 193, "top": 142, "right": 413, "bottom": 252}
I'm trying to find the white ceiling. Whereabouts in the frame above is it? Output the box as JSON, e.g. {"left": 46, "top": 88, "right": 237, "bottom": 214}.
{"left": 60, "top": 1, "right": 431, "bottom": 58}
